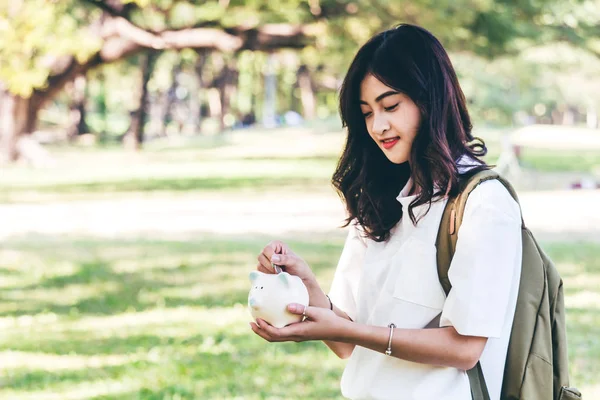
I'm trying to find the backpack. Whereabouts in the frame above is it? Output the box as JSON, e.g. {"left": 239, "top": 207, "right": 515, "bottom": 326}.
{"left": 435, "top": 169, "right": 582, "bottom": 400}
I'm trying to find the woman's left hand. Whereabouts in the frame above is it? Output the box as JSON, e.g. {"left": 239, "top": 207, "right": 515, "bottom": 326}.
{"left": 250, "top": 304, "right": 349, "bottom": 343}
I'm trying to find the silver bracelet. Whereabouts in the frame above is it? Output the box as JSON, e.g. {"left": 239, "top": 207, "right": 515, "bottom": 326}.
{"left": 385, "top": 323, "right": 396, "bottom": 356}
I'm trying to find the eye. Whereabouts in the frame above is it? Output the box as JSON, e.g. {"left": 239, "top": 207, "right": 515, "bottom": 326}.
{"left": 260, "top": 286, "right": 263, "bottom": 289}
{"left": 362, "top": 111, "right": 372, "bottom": 118}
{"left": 384, "top": 103, "right": 399, "bottom": 112}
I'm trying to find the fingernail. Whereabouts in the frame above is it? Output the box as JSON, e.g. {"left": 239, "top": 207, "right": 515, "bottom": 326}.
{"left": 287, "top": 304, "right": 297, "bottom": 312}
{"left": 271, "top": 255, "right": 280, "bottom": 262}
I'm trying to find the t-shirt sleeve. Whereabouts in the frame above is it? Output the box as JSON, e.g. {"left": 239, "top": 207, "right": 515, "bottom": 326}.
{"left": 328, "top": 223, "right": 367, "bottom": 322}
{"left": 440, "top": 180, "right": 522, "bottom": 338}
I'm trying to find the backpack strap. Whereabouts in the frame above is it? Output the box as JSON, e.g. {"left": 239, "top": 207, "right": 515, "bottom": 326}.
{"left": 435, "top": 169, "right": 523, "bottom": 400}
{"left": 436, "top": 169, "right": 524, "bottom": 294}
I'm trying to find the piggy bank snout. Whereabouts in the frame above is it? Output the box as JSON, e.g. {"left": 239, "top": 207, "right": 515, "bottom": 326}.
{"left": 248, "top": 297, "right": 258, "bottom": 309}
{"left": 248, "top": 285, "right": 268, "bottom": 309}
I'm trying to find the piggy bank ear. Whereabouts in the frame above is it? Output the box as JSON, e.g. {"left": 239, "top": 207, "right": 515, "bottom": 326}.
{"left": 249, "top": 271, "right": 260, "bottom": 283}
{"left": 278, "top": 272, "right": 290, "bottom": 287}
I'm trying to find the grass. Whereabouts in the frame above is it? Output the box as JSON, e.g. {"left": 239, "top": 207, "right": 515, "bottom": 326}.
{"left": 1, "top": 128, "right": 598, "bottom": 204}
{"left": 0, "top": 235, "right": 598, "bottom": 399}
{"left": 0, "top": 235, "right": 347, "bottom": 399}
{"left": 518, "top": 149, "right": 600, "bottom": 173}
{"left": 0, "top": 125, "right": 598, "bottom": 398}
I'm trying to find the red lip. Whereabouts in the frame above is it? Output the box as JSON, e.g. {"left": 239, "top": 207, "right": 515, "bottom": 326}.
{"left": 381, "top": 138, "right": 399, "bottom": 149}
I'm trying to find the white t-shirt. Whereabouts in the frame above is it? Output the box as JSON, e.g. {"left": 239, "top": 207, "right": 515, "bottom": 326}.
{"left": 328, "top": 172, "right": 522, "bottom": 400}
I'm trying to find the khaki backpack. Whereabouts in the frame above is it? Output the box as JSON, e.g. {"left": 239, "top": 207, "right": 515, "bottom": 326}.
{"left": 435, "top": 169, "right": 582, "bottom": 400}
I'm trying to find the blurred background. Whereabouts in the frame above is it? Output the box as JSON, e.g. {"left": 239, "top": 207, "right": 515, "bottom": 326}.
{"left": 0, "top": 0, "right": 599, "bottom": 399}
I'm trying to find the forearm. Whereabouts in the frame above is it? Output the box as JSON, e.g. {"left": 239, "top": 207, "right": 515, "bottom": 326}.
{"left": 306, "top": 281, "right": 356, "bottom": 359}
{"left": 337, "top": 322, "right": 486, "bottom": 370}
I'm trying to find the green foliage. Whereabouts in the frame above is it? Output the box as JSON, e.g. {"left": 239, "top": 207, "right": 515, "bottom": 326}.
{"left": 2, "top": 0, "right": 599, "bottom": 134}
{"left": 0, "top": 0, "right": 101, "bottom": 96}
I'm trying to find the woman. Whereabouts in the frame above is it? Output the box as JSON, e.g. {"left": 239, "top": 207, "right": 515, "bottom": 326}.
{"left": 251, "top": 24, "right": 522, "bottom": 400}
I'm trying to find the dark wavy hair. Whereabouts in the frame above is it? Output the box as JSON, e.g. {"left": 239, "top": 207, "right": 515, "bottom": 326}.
{"left": 332, "top": 24, "right": 488, "bottom": 242}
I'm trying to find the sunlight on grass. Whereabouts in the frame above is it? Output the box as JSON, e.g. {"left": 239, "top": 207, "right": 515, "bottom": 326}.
{"left": 1, "top": 351, "right": 143, "bottom": 372}
{"left": 0, "top": 234, "right": 596, "bottom": 398}
{"left": 0, "top": 235, "right": 347, "bottom": 399}
{"left": 1, "top": 378, "right": 143, "bottom": 400}
{"left": 1, "top": 127, "right": 595, "bottom": 205}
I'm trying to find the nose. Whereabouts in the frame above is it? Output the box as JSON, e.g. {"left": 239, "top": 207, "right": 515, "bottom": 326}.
{"left": 249, "top": 297, "right": 258, "bottom": 309}
{"left": 371, "top": 112, "right": 390, "bottom": 136}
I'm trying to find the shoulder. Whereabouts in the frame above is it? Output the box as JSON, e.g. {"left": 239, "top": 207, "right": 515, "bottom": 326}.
{"left": 349, "top": 221, "right": 369, "bottom": 247}
{"left": 464, "top": 178, "right": 521, "bottom": 222}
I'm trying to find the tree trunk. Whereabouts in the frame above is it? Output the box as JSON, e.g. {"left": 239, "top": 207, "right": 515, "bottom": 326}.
{"left": 218, "top": 61, "right": 238, "bottom": 132}
{"left": 66, "top": 74, "right": 89, "bottom": 141}
{"left": 190, "top": 51, "right": 207, "bottom": 135}
{"left": 262, "top": 54, "right": 277, "bottom": 128}
{"left": 125, "top": 52, "right": 157, "bottom": 150}
{"left": 96, "top": 70, "right": 108, "bottom": 142}
{"left": 0, "top": 88, "right": 40, "bottom": 163}
{"left": 297, "top": 65, "right": 316, "bottom": 120}
{"left": 160, "top": 59, "right": 182, "bottom": 137}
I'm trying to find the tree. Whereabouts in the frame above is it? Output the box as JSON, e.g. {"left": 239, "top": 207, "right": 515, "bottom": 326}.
{"left": 0, "top": 0, "right": 312, "bottom": 161}
{"left": 1, "top": 0, "right": 597, "bottom": 162}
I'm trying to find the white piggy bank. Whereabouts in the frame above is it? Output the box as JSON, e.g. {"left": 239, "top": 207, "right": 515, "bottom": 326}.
{"left": 248, "top": 271, "right": 309, "bottom": 328}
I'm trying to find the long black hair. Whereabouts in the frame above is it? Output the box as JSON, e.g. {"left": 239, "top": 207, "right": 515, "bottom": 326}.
{"left": 332, "top": 24, "right": 488, "bottom": 242}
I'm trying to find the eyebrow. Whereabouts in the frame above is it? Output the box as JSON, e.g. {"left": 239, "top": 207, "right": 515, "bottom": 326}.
{"left": 359, "top": 90, "right": 400, "bottom": 105}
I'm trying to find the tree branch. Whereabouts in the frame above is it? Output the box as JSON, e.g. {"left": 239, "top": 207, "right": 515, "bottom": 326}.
{"left": 32, "top": 14, "right": 311, "bottom": 108}
{"left": 80, "top": 0, "right": 137, "bottom": 19}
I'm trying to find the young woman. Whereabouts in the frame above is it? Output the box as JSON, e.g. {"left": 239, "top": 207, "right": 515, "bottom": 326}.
{"left": 251, "top": 24, "right": 522, "bottom": 400}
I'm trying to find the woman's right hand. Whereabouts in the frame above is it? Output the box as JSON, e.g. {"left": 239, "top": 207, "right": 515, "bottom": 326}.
{"left": 256, "top": 240, "right": 317, "bottom": 288}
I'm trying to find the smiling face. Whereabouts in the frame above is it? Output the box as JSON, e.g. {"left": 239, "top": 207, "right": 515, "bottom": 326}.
{"left": 359, "top": 74, "right": 421, "bottom": 164}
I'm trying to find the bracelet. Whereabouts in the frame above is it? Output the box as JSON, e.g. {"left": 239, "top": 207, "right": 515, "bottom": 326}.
{"left": 385, "top": 323, "right": 396, "bottom": 356}
{"left": 325, "top": 294, "right": 333, "bottom": 310}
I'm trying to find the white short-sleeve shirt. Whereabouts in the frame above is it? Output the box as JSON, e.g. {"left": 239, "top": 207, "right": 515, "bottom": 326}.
{"left": 328, "top": 169, "right": 522, "bottom": 400}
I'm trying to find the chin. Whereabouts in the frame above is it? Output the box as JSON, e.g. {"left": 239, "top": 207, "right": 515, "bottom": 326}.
{"left": 386, "top": 154, "right": 410, "bottom": 165}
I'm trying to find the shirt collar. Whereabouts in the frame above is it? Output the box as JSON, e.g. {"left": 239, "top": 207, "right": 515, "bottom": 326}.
{"left": 395, "top": 156, "right": 483, "bottom": 207}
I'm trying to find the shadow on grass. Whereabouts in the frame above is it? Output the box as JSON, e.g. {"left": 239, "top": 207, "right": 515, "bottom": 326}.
{"left": 2, "top": 176, "right": 328, "bottom": 195}
{"left": 0, "top": 261, "right": 249, "bottom": 317}
{"left": 1, "top": 236, "right": 598, "bottom": 398}
{"left": 7, "top": 332, "right": 204, "bottom": 356}
{"left": 0, "top": 235, "right": 344, "bottom": 318}
{"left": 4, "top": 330, "right": 344, "bottom": 399}
{"left": 5, "top": 362, "right": 150, "bottom": 391}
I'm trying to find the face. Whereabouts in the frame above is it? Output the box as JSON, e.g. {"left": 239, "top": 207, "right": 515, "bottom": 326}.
{"left": 359, "top": 74, "right": 421, "bottom": 164}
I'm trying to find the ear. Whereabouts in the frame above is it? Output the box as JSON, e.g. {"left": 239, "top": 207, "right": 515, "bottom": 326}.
{"left": 249, "top": 271, "right": 260, "bottom": 283}
{"left": 278, "top": 272, "right": 290, "bottom": 287}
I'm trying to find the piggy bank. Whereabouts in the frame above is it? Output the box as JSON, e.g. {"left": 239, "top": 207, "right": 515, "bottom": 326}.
{"left": 248, "top": 271, "right": 309, "bottom": 328}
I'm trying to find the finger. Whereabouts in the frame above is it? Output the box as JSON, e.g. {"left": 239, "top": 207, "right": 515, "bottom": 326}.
{"left": 264, "top": 241, "right": 289, "bottom": 259}
{"left": 286, "top": 303, "right": 306, "bottom": 316}
{"left": 262, "top": 241, "right": 280, "bottom": 260}
{"left": 257, "top": 253, "right": 275, "bottom": 272}
{"left": 250, "top": 322, "right": 274, "bottom": 342}
{"left": 256, "top": 318, "right": 285, "bottom": 342}
{"left": 256, "top": 263, "right": 272, "bottom": 274}
{"left": 256, "top": 318, "right": 285, "bottom": 339}
{"left": 287, "top": 304, "right": 318, "bottom": 319}
{"left": 270, "top": 254, "right": 295, "bottom": 269}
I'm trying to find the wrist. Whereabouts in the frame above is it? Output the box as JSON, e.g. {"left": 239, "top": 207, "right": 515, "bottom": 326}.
{"left": 304, "top": 280, "right": 329, "bottom": 308}
{"left": 301, "top": 273, "right": 318, "bottom": 289}
{"left": 332, "top": 316, "right": 357, "bottom": 342}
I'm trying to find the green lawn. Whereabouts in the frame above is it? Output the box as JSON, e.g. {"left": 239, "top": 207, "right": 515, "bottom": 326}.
{"left": 0, "top": 127, "right": 598, "bottom": 399}
{"left": 1, "top": 128, "right": 598, "bottom": 204}
{"left": 0, "top": 235, "right": 347, "bottom": 399}
{"left": 0, "top": 236, "right": 597, "bottom": 399}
